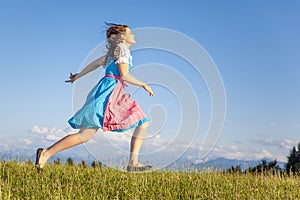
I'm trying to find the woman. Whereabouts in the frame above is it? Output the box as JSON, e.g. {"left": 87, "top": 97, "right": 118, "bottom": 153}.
{"left": 35, "top": 23, "right": 154, "bottom": 172}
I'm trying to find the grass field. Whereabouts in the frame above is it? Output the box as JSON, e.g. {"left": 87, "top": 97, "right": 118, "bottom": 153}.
{"left": 1, "top": 160, "right": 299, "bottom": 199}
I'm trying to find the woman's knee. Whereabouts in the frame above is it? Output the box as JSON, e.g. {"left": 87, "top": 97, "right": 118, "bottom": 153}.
{"left": 141, "top": 121, "right": 149, "bottom": 128}
{"left": 140, "top": 121, "right": 149, "bottom": 129}
{"left": 78, "top": 128, "right": 98, "bottom": 143}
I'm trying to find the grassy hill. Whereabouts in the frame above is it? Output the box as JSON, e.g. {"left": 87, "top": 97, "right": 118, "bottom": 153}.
{"left": 1, "top": 160, "right": 299, "bottom": 199}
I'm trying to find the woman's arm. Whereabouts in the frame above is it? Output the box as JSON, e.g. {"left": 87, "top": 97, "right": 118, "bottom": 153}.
{"left": 118, "top": 63, "right": 154, "bottom": 96}
{"left": 65, "top": 55, "right": 106, "bottom": 83}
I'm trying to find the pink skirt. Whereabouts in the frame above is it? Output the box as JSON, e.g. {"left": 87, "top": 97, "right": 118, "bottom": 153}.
{"left": 102, "top": 74, "right": 147, "bottom": 132}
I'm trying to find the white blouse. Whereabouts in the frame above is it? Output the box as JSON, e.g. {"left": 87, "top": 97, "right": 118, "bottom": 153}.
{"left": 114, "top": 43, "right": 133, "bottom": 66}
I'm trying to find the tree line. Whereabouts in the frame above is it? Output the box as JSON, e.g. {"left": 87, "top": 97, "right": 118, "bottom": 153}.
{"left": 225, "top": 142, "right": 300, "bottom": 175}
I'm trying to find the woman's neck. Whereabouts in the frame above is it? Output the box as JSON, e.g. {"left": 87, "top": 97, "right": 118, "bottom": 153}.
{"left": 122, "top": 41, "right": 132, "bottom": 48}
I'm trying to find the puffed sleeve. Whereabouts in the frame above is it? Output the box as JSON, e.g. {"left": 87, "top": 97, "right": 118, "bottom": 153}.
{"left": 114, "top": 43, "right": 131, "bottom": 64}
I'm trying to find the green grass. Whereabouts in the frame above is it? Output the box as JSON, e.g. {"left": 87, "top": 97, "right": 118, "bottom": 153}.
{"left": 1, "top": 161, "right": 299, "bottom": 199}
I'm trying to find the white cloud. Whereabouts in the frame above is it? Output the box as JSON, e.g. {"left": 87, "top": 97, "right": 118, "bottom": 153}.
{"left": 23, "top": 139, "right": 33, "bottom": 145}
{"left": 229, "top": 145, "right": 238, "bottom": 151}
{"left": 46, "top": 134, "right": 61, "bottom": 141}
{"left": 253, "top": 138, "right": 298, "bottom": 150}
{"left": 210, "top": 145, "right": 249, "bottom": 160}
{"left": 29, "top": 125, "right": 75, "bottom": 142}
{"left": 254, "top": 149, "right": 273, "bottom": 160}
{"left": 203, "top": 144, "right": 286, "bottom": 162}
{"left": 30, "top": 125, "right": 49, "bottom": 134}
{"left": 15, "top": 138, "right": 33, "bottom": 147}
{"left": 253, "top": 138, "right": 275, "bottom": 146}
{"left": 280, "top": 139, "right": 297, "bottom": 150}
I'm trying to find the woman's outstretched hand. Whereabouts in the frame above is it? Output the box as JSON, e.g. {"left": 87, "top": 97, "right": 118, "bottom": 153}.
{"left": 65, "top": 73, "right": 78, "bottom": 83}
{"left": 143, "top": 84, "right": 154, "bottom": 96}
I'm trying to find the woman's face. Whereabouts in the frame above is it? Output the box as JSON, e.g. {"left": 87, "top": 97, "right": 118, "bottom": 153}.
{"left": 123, "top": 27, "right": 136, "bottom": 46}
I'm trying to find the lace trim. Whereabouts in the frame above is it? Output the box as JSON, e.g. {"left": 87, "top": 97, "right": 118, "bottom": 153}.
{"left": 115, "top": 56, "right": 129, "bottom": 64}
{"left": 113, "top": 43, "right": 133, "bottom": 65}
{"left": 115, "top": 55, "right": 133, "bottom": 66}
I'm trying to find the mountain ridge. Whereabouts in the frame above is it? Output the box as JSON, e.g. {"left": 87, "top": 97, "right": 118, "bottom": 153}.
{"left": 0, "top": 151, "right": 287, "bottom": 171}
{"left": 192, "top": 157, "right": 286, "bottom": 171}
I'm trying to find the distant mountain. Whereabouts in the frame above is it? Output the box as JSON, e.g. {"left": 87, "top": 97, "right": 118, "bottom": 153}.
{"left": 192, "top": 157, "right": 286, "bottom": 171}
{"left": 0, "top": 150, "right": 287, "bottom": 172}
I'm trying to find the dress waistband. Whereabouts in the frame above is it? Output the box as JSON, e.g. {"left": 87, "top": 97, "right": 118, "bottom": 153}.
{"left": 105, "top": 74, "right": 120, "bottom": 80}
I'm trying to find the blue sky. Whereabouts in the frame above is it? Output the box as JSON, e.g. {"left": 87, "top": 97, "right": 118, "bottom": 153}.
{"left": 0, "top": 0, "right": 299, "bottom": 165}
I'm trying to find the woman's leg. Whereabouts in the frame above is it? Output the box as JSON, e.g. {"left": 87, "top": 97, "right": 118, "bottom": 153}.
{"left": 128, "top": 121, "right": 149, "bottom": 166}
{"left": 37, "top": 128, "right": 98, "bottom": 168}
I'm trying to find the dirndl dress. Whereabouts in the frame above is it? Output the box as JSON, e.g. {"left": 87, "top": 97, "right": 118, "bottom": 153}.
{"left": 68, "top": 43, "right": 149, "bottom": 132}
